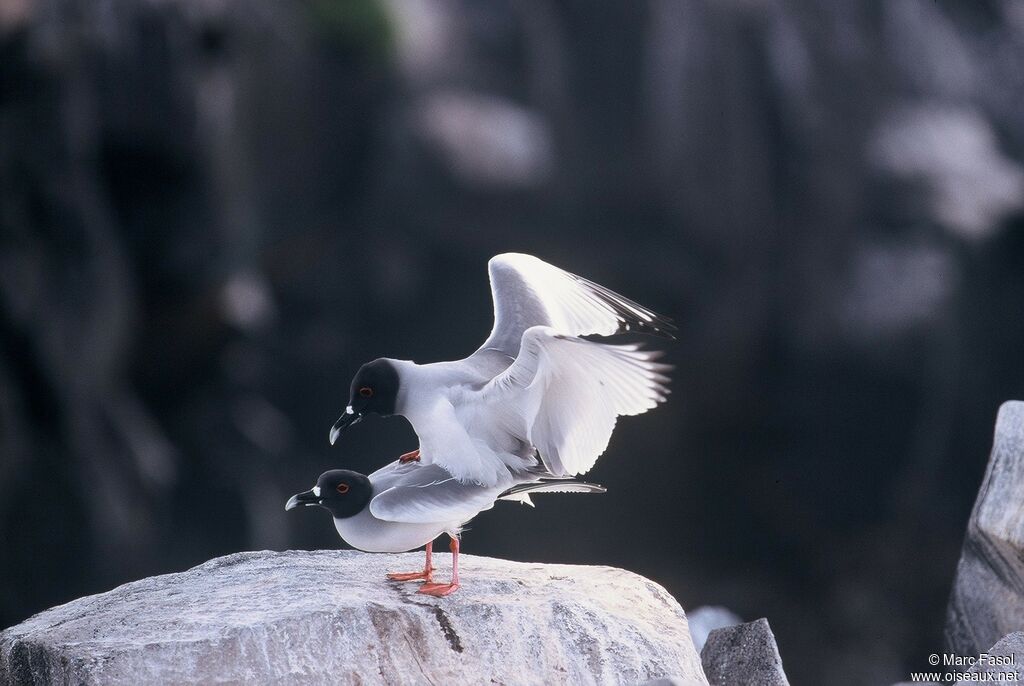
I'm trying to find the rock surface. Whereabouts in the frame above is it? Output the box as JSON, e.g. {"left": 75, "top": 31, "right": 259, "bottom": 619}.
{"left": 700, "top": 618, "right": 790, "bottom": 686}
{"left": 0, "top": 550, "right": 707, "bottom": 685}
{"left": 958, "top": 632, "right": 1024, "bottom": 684}
{"left": 946, "top": 401, "right": 1024, "bottom": 656}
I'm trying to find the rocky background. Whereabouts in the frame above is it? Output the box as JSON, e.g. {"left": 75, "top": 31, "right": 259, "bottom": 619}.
{"left": 2, "top": 1, "right": 1024, "bottom": 684}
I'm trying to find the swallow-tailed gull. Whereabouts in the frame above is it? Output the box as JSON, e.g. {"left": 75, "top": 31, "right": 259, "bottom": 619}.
{"left": 329, "top": 252, "right": 674, "bottom": 487}
{"left": 286, "top": 459, "right": 604, "bottom": 596}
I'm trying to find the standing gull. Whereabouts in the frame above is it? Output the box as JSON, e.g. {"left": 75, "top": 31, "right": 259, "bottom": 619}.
{"left": 287, "top": 460, "right": 604, "bottom": 596}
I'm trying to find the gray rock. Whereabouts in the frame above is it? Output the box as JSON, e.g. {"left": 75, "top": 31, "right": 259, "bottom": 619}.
{"left": 946, "top": 401, "right": 1024, "bottom": 657}
{"left": 686, "top": 605, "right": 743, "bottom": 653}
{"left": 958, "top": 631, "right": 1024, "bottom": 684}
{"left": 700, "top": 618, "right": 790, "bottom": 686}
{"left": 0, "top": 550, "right": 708, "bottom": 685}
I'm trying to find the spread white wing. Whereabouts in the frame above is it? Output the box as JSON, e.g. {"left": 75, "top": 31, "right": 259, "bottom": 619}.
{"left": 480, "top": 326, "right": 671, "bottom": 477}
{"left": 478, "top": 253, "right": 675, "bottom": 358}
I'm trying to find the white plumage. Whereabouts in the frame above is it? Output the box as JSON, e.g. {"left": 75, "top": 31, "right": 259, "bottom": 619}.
{"left": 482, "top": 326, "right": 670, "bottom": 477}
{"left": 481, "top": 253, "right": 671, "bottom": 353}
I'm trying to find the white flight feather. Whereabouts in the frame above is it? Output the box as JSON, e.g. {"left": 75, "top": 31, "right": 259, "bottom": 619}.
{"left": 479, "top": 253, "right": 671, "bottom": 358}
{"left": 479, "top": 326, "right": 670, "bottom": 477}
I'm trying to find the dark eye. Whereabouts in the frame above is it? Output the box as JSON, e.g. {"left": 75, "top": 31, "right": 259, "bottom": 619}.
{"left": 359, "top": 387, "right": 373, "bottom": 398}
{"left": 336, "top": 483, "right": 350, "bottom": 494}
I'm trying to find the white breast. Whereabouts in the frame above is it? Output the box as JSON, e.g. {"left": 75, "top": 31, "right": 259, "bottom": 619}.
{"left": 333, "top": 509, "right": 454, "bottom": 553}
{"left": 393, "top": 359, "right": 536, "bottom": 485}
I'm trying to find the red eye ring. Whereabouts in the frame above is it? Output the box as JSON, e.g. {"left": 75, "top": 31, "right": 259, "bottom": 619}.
{"left": 336, "top": 483, "right": 350, "bottom": 494}
{"left": 359, "top": 387, "right": 373, "bottom": 398}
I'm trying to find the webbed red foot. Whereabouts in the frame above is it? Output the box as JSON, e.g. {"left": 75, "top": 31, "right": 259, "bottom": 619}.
{"left": 386, "top": 541, "right": 433, "bottom": 583}
{"left": 414, "top": 536, "right": 460, "bottom": 596}
{"left": 417, "top": 582, "right": 460, "bottom": 597}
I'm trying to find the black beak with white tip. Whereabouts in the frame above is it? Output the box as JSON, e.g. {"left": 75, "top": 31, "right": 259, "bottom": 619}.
{"left": 329, "top": 407, "right": 361, "bottom": 445}
{"left": 285, "top": 487, "right": 321, "bottom": 511}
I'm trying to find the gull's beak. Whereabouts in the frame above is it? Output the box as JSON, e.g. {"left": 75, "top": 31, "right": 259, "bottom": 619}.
{"left": 285, "top": 488, "right": 321, "bottom": 511}
{"left": 329, "top": 406, "right": 361, "bottom": 445}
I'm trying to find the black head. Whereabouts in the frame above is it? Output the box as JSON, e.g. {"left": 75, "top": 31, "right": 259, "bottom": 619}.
{"left": 285, "top": 469, "right": 372, "bottom": 519}
{"left": 329, "top": 359, "right": 400, "bottom": 444}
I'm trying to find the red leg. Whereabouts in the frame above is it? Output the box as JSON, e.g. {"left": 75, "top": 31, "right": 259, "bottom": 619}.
{"left": 418, "top": 536, "right": 460, "bottom": 596}
{"left": 399, "top": 448, "right": 421, "bottom": 464}
{"left": 387, "top": 541, "right": 434, "bottom": 582}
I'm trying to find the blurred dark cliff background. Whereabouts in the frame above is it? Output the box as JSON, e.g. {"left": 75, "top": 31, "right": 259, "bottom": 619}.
{"left": 2, "top": 1, "right": 1024, "bottom": 683}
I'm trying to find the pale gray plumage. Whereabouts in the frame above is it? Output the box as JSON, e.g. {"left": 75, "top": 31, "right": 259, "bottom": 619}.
{"left": 289, "top": 458, "right": 604, "bottom": 554}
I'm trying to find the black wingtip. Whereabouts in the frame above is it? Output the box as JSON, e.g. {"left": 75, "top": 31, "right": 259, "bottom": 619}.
{"left": 572, "top": 273, "right": 678, "bottom": 340}
{"left": 626, "top": 316, "right": 678, "bottom": 340}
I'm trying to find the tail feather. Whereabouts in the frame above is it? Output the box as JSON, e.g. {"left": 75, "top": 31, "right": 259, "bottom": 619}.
{"left": 498, "top": 479, "right": 606, "bottom": 503}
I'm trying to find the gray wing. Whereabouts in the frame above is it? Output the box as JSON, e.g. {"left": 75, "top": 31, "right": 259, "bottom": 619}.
{"left": 368, "top": 463, "right": 505, "bottom": 524}
{"left": 477, "top": 253, "right": 676, "bottom": 358}
{"left": 366, "top": 459, "right": 425, "bottom": 491}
